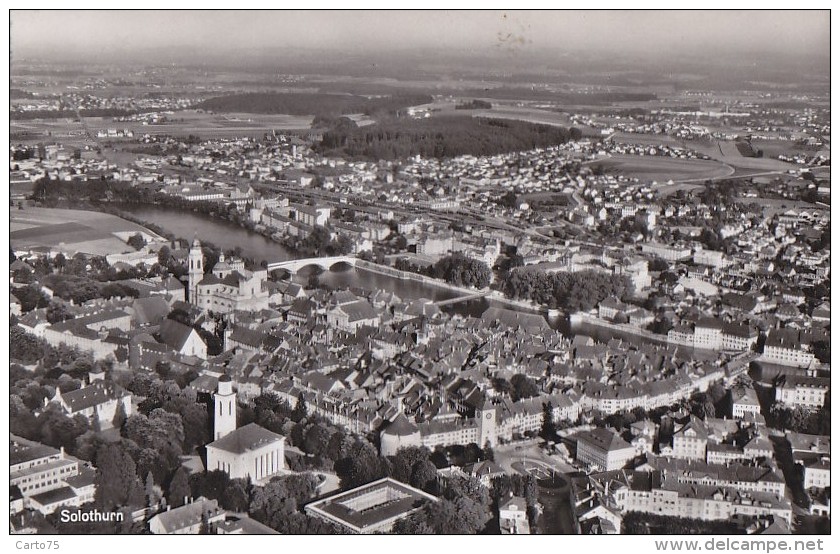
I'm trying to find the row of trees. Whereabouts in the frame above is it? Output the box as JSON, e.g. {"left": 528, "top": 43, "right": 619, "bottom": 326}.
{"left": 501, "top": 267, "right": 632, "bottom": 311}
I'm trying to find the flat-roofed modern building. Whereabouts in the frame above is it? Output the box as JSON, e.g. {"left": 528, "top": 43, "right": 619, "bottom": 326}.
{"left": 304, "top": 477, "right": 437, "bottom": 534}
{"left": 10, "top": 434, "right": 97, "bottom": 515}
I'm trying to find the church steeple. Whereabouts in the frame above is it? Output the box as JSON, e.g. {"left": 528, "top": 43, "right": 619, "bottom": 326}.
{"left": 188, "top": 238, "right": 203, "bottom": 305}
{"left": 214, "top": 375, "right": 236, "bottom": 440}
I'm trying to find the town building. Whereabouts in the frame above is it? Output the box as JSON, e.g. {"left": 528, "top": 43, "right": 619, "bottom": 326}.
{"left": 10, "top": 435, "right": 97, "bottom": 515}
{"left": 575, "top": 428, "right": 636, "bottom": 471}
{"left": 763, "top": 329, "right": 816, "bottom": 368}
{"left": 775, "top": 376, "right": 830, "bottom": 410}
{"left": 672, "top": 417, "right": 708, "bottom": 460}
{"left": 732, "top": 388, "right": 762, "bottom": 419}
{"left": 50, "top": 380, "right": 133, "bottom": 430}
{"left": 379, "top": 414, "right": 423, "bottom": 457}
{"left": 305, "top": 477, "right": 438, "bottom": 534}
{"left": 499, "top": 496, "right": 530, "bottom": 534}
{"left": 148, "top": 497, "right": 226, "bottom": 534}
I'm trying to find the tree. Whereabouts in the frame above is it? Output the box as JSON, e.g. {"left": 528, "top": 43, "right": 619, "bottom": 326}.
{"left": 46, "top": 301, "right": 74, "bottom": 324}
{"left": 177, "top": 400, "right": 210, "bottom": 452}
{"left": 291, "top": 393, "right": 308, "bottom": 422}
{"left": 335, "top": 439, "right": 388, "bottom": 489}
{"left": 53, "top": 252, "right": 66, "bottom": 273}
{"left": 10, "top": 325, "right": 53, "bottom": 363}
{"left": 510, "top": 374, "right": 540, "bottom": 401}
{"left": 189, "top": 470, "right": 230, "bottom": 503}
{"left": 94, "top": 442, "right": 143, "bottom": 509}
{"left": 410, "top": 460, "right": 439, "bottom": 493}
{"left": 37, "top": 406, "right": 90, "bottom": 452}
{"left": 482, "top": 442, "right": 495, "bottom": 462}
{"left": 249, "top": 479, "right": 299, "bottom": 531}
{"left": 122, "top": 410, "right": 185, "bottom": 482}
{"left": 431, "top": 253, "right": 492, "bottom": 289}
{"left": 157, "top": 245, "right": 171, "bottom": 267}
{"left": 431, "top": 495, "right": 491, "bottom": 534}
{"left": 393, "top": 510, "right": 436, "bottom": 534}
{"left": 112, "top": 400, "right": 128, "bottom": 430}
{"left": 167, "top": 467, "right": 191, "bottom": 508}
{"left": 540, "top": 402, "right": 557, "bottom": 441}
{"left": 221, "top": 480, "right": 250, "bottom": 512}
{"left": 13, "top": 285, "right": 50, "bottom": 312}
{"left": 127, "top": 233, "right": 146, "bottom": 251}
{"left": 145, "top": 471, "right": 159, "bottom": 508}
{"left": 390, "top": 446, "right": 432, "bottom": 484}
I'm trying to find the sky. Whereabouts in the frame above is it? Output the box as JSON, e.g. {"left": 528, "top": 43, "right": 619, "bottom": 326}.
{"left": 10, "top": 10, "right": 830, "bottom": 62}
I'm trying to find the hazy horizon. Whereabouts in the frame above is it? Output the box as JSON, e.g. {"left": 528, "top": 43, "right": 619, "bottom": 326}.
{"left": 11, "top": 10, "right": 830, "bottom": 66}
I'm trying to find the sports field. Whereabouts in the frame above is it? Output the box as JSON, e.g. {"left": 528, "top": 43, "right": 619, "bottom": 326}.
{"left": 10, "top": 207, "right": 163, "bottom": 256}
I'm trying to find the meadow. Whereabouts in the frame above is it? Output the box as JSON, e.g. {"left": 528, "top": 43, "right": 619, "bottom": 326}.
{"left": 588, "top": 154, "right": 734, "bottom": 183}
{"left": 10, "top": 207, "right": 161, "bottom": 256}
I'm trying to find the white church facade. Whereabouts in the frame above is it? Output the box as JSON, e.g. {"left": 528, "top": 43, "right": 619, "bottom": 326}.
{"left": 205, "top": 376, "right": 286, "bottom": 482}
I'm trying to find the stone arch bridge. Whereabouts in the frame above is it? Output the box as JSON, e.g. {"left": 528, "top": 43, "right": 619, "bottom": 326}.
{"left": 266, "top": 256, "right": 357, "bottom": 274}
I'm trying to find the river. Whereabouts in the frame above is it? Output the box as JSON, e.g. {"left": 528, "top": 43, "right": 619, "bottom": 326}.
{"left": 120, "top": 205, "right": 703, "bottom": 350}
{"left": 116, "top": 205, "right": 700, "bottom": 346}
{"left": 123, "top": 204, "right": 481, "bottom": 308}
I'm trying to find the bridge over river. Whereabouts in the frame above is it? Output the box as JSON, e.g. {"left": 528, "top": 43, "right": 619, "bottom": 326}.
{"left": 433, "top": 290, "right": 491, "bottom": 307}
{"left": 266, "top": 256, "right": 357, "bottom": 274}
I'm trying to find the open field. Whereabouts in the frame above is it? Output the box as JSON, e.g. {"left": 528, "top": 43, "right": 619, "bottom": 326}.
{"left": 11, "top": 110, "right": 314, "bottom": 143}
{"left": 469, "top": 106, "right": 573, "bottom": 127}
{"left": 750, "top": 139, "right": 826, "bottom": 160}
{"left": 812, "top": 166, "right": 831, "bottom": 179}
{"left": 10, "top": 118, "right": 94, "bottom": 145}
{"left": 89, "top": 110, "right": 314, "bottom": 137}
{"left": 610, "top": 132, "right": 682, "bottom": 146}
{"left": 10, "top": 207, "right": 163, "bottom": 256}
{"left": 685, "top": 138, "right": 797, "bottom": 171}
{"left": 733, "top": 197, "right": 826, "bottom": 214}
{"left": 587, "top": 154, "right": 734, "bottom": 183}
{"left": 407, "top": 100, "right": 575, "bottom": 128}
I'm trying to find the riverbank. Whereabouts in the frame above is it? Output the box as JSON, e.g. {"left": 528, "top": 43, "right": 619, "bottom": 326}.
{"left": 570, "top": 312, "right": 672, "bottom": 345}
{"left": 41, "top": 202, "right": 560, "bottom": 323}
{"left": 357, "top": 260, "right": 551, "bottom": 314}
{"left": 10, "top": 206, "right": 169, "bottom": 257}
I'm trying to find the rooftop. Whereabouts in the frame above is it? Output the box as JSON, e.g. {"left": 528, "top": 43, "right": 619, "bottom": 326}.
{"left": 305, "top": 477, "right": 437, "bottom": 533}
{"left": 206, "top": 423, "right": 285, "bottom": 455}
{"left": 10, "top": 435, "right": 61, "bottom": 467}
{"left": 576, "top": 428, "right": 633, "bottom": 452}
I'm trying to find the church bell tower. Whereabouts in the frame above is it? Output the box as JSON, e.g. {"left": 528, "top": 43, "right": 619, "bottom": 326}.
{"left": 188, "top": 238, "right": 203, "bottom": 304}
{"left": 214, "top": 375, "right": 236, "bottom": 440}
